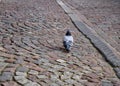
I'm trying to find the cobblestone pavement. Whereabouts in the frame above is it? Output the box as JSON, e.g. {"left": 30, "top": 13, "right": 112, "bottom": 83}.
{"left": 62, "top": 0, "right": 120, "bottom": 56}
{"left": 0, "top": 0, "right": 120, "bottom": 86}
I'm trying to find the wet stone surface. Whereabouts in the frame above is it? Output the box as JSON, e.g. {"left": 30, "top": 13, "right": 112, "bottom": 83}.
{"left": 0, "top": 0, "right": 120, "bottom": 86}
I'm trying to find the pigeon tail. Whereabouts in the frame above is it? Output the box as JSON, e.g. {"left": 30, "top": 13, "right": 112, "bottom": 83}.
{"left": 63, "top": 41, "right": 71, "bottom": 52}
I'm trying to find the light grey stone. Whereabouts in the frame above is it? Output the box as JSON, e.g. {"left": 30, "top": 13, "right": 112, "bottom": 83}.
{"left": 50, "top": 75, "right": 59, "bottom": 81}
{"left": 17, "top": 78, "right": 28, "bottom": 85}
{"left": 28, "top": 70, "right": 39, "bottom": 75}
{"left": 64, "top": 71, "right": 73, "bottom": 77}
{"left": 53, "top": 65, "right": 63, "bottom": 70}
{"left": 0, "top": 57, "right": 6, "bottom": 62}
{"left": 65, "top": 79, "right": 77, "bottom": 84}
{"left": 14, "top": 76, "right": 25, "bottom": 80}
{"left": 56, "top": 59, "right": 66, "bottom": 63}
{"left": 72, "top": 74, "right": 80, "bottom": 81}
{"left": 43, "top": 63, "right": 53, "bottom": 67}
{"left": 0, "top": 62, "right": 8, "bottom": 67}
{"left": 50, "top": 83, "right": 59, "bottom": 86}
{"left": 60, "top": 75, "right": 69, "bottom": 80}
{"left": 55, "top": 79, "right": 65, "bottom": 86}
{"left": 38, "top": 58, "right": 49, "bottom": 63}
{"left": 16, "top": 71, "right": 27, "bottom": 77}
{"left": 37, "top": 75, "right": 48, "bottom": 79}
{"left": 17, "top": 66, "right": 29, "bottom": 72}
{"left": 24, "top": 82, "right": 41, "bottom": 86}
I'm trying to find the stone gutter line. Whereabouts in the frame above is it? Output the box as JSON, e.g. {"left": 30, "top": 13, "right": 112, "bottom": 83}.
{"left": 56, "top": 0, "right": 120, "bottom": 79}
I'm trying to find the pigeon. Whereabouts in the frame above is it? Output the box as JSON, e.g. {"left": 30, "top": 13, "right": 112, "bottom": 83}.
{"left": 63, "top": 30, "right": 73, "bottom": 52}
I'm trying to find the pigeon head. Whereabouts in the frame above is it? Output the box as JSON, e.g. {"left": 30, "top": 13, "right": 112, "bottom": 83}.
{"left": 66, "top": 30, "right": 71, "bottom": 36}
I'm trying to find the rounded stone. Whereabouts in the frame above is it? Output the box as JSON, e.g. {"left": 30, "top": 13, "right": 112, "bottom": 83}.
{"left": 28, "top": 70, "right": 39, "bottom": 75}
{"left": 15, "top": 71, "right": 27, "bottom": 77}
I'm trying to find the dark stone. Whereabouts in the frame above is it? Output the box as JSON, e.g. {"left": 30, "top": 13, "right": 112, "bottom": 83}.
{"left": 0, "top": 72, "right": 13, "bottom": 81}
{"left": 101, "top": 80, "right": 113, "bottom": 86}
{"left": 114, "top": 68, "right": 120, "bottom": 78}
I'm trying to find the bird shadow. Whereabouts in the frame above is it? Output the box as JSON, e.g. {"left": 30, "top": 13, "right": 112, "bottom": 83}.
{"left": 45, "top": 45, "right": 69, "bottom": 53}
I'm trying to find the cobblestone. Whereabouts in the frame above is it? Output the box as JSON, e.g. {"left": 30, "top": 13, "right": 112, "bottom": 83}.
{"left": 1, "top": 81, "right": 20, "bottom": 86}
{"left": 37, "top": 75, "right": 48, "bottom": 79}
{"left": 16, "top": 71, "right": 27, "bottom": 77}
{"left": 24, "top": 82, "right": 41, "bottom": 86}
{"left": 0, "top": 57, "right": 7, "bottom": 62}
{"left": 56, "top": 59, "right": 66, "bottom": 63}
{"left": 65, "top": 79, "right": 77, "bottom": 84}
{"left": 0, "top": 74, "right": 13, "bottom": 81}
{"left": 0, "top": 0, "right": 120, "bottom": 85}
{"left": 0, "top": 71, "right": 13, "bottom": 81}
{"left": 101, "top": 80, "right": 113, "bottom": 86}
{"left": 50, "top": 75, "right": 59, "bottom": 82}
{"left": 16, "top": 66, "right": 29, "bottom": 72}
{"left": 16, "top": 78, "right": 28, "bottom": 85}
{"left": 72, "top": 74, "right": 81, "bottom": 81}
{"left": 50, "top": 83, "right": 59, "bottom": 86}
{"left": 14, "top": 76, "right": 25, "bottom": 81}
{"left": 60, "top": 74, "right": 71, "bottom": 80}
{"left": 28, "top": 70, "right": 39, "bottom": 75}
